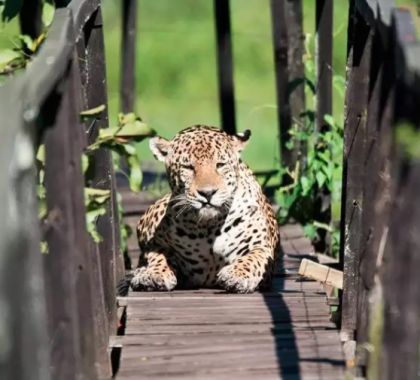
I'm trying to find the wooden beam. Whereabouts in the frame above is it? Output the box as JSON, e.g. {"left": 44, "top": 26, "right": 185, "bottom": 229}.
{"left": 214, "top": 0, "right": 236, "bottom": 134}
{"left": 299, "top": 259, "right": 343, "bottom": 289}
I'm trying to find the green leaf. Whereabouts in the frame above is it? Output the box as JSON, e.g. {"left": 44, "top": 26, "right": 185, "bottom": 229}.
{"left": 0, "top": 49, "right": 21, "bottom": 71}
{"left": 285, "top": 140, "right": 294, "bottom": 150}
{"left": 19, "top": 34, "right": 33, "bottom": 50}
{"left": 316, "top": 171, "right": 327, "bottom": 188}
{"left": 36, "top": 144, "right": 45, "bottom": 163}
{"left": 81, "top": 153, "right": 89, "bottom": 174}
{"left": 303, "top": 223, "right": 317, "bottom": 240}
{"left": 40, "top": 241, "right": 49, "bottom": 254}
{"left": 85, "top": 187, "right": 111, "bottom": 206}
{"left": 127, "top": 154, "right": 142, "bottom": 192}
{"left": 86, "top": 207, "right": 106, "bottom": 243}
{"left": 42, "top": 1, "right": 54, "bottom": 27}
{"left": 300, "top": 176, "right": 313, "bottom": 195}
{"left": 80, "top": 104, "right": 106, "bottom": 117}
{"left": 31, "top": 32, "right": 46, "bottom": 53}
{"left": 118, "top": 112, "right": 137, "bottom": 124}
{"left": 323, "top": 114, "right": 335, "bottom": 128}
{"left": 98, "top": 119, "right": 152, "bottom": 140}
{"left": 38, "top": 197, "right": 47, "bottom": 219}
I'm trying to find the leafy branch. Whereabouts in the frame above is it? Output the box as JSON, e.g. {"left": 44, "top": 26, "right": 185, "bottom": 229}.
{"left": 37, "top": 109, "right": 154, "bottom": 249}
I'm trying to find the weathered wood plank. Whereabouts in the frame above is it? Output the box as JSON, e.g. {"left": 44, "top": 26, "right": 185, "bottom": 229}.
{"left": 340, "top": 4, "right": 374, "bottom": 338}
{"left": 314, "top": 0, "right": 333, "bottom": 253}
{"left": 111, "top": 330, "right": 343, "bottom": 347}
{"left": 299, "top": 259, "right": 343, "bottom": 289}
{"left": 116, "top": 194, "right": 344, "bottom": 379}
{"left": 77, "top": 7, "right": 122, "bottom": 333}
{"left": 120, "top": 0, "right": 137, "bottom": 113}
{"left": 42, "top": 59, "right": 96, "bottom": 379}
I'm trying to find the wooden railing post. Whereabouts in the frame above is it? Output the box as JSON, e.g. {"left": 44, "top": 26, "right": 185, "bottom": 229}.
{"left": 38, "top": 10, "right": 98, "bottom": 379}
{"left": 70, "top": 1, "right": 125, "bottom": 375}
{"left": 76, "top": 5, "right": 122, "bottom": 332}
{"left": 120, "top": 0, "right": 137, "bottom": 114}
{"left": 0, "top": 85, "right": 51, "bottom": 380}
{"left": 340, "top": 3, "right": 374, "bottom": 344}
{"left": 314, "top": 0, "right": 333, "bottom": 253}
{"left": 379, "top": 9, "right": 420, "bottom": 379}
{"left": 270, "top": 0, "right": 305, "bottom": 175}
{"left": 214, "top": 0, "right": 236, "bottom": 135}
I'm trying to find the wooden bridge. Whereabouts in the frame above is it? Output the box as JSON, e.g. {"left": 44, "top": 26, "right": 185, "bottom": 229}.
{"left": 0, "top": 1, "right": 419, "bottom": 380}
{"left": 114, "top": 194, "right": 345, "bottom": 379}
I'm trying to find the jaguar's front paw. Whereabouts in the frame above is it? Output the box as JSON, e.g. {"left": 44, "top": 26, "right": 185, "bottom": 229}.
{"left": 217, "top": 264, "right": 261, "bottom": 294}
{"left": 130, "top": 266, "right": 177, "bottom": 291}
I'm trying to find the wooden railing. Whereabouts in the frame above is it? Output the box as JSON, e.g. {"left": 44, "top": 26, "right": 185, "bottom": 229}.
{"left": 339, "top": 1, "right": 420, "bottom": 378}
{"left": 0, "top": 1, "right": 123, "bottom": 379}
{"left": 1, "top": 0, "right": 419, "bottom": 379}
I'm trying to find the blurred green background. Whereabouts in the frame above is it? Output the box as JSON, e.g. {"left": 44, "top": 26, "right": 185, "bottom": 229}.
{"left": 1, "top": 0, "right": 417, "bottom": 172}
{"left": 100, "top": 0, "right": 419, "bottom": 171}
{"left": 102, "top": 0, "right": 350, "bottom": 171}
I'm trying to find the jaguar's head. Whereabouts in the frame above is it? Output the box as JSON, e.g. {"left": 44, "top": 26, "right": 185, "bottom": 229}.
{"left": 149, "top": 125, "right": 250, "bottom": 220}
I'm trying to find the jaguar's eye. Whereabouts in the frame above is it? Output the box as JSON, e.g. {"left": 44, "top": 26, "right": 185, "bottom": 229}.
{"left": 216, "top": 162, "right": 227, "bottom": 169}
{"left": 181, "top": 163, "right": 194, "bottom": 171}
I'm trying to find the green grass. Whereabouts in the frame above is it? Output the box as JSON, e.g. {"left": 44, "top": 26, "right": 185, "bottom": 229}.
{"left": 102, "top": 0, "right": 349, "bottom": 172}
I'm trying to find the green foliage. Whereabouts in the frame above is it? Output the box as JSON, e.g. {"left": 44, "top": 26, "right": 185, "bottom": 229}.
{"left": 85, "top": 111, "right": 155, "bottom": 192}
{"left": 275, "top": 35, "right": 345, "bottom": 255}
{"left": 276, "top": 112, "right": 343, "bottom": 255}
{"left": 82, "top": 109, "right": 154, "bottom": 242}
{"left": 84, "top": 187, "right": 111, "bottom": 243}
{"left": 0, "top": 0, "right": 52, "bottom": 76}
{"left": 36, "top": 110, "right": 153, "bottom": 249}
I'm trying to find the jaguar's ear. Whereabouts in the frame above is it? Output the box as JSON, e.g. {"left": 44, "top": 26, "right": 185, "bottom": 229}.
{"left": 231, "top": 129, "right": 251, "bottom": 154}
{"left": 149, "top": 136, "right": 171, "bottom": 162}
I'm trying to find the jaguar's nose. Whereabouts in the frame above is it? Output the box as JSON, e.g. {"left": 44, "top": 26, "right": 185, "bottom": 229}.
{"left": 197, "top": 188, "right": 218, "bottom": 202}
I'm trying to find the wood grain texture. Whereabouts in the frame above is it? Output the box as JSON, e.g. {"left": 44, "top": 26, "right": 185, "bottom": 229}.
{"left": 115, "top": 195, "right": 344, "bottom": 379}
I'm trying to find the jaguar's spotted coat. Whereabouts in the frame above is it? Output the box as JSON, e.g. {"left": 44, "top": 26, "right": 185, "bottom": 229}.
{"left": 131, "top": 126, "right": 280, "bottom": 293}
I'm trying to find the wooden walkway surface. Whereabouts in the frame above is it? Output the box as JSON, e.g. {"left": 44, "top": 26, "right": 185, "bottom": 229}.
{"left": 113, "top": 191, "right": 345, "bottom": 379}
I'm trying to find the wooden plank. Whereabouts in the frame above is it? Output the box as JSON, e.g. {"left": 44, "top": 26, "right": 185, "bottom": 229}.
{"left": 0, "top": 71, "right": 50, "bottom": 380}
{"left": 340, "top": 4, "right": 374, "bottom": 337}
{"left": 43, "top": 63, "right": 92, "bottom": 379}
{"left": 67, "top": 47, "right": 102, "bottom": 379}
{"left": 299, "top": 259, "right": 343, "bottom": 289}
{"left": 118, "top": 352, "right": 343, "bottom": 377}
{"left": 111, "top": 329, "right": 342, "bottom": 347}
{"left": 120, "top": 0, "right": 137, "bottom": 113}
{"left": 214, "top": 0, "right": 236, "bottom": 134}
{"left": 314, "top": 0, "right": 333, "bottom": 253}
{"left": 116, "top": 218, "right": 343, "bottom": 378}
{"left": 355, "top": 15, "right": 388, "bottom": 359}
{"left": 124, "top": 321, "right": 338, "bottom": 336}
{"left": 315, "top": 0, "right": 333, "bottom": 132}
{"left": 380, "top": 161, "right": 420, "bottom": 380}
{"left": 379, "top": 9, "right": 420, "bottom": 380}
{"left": 77, "top": 7, "right": 122, "bottom": 332}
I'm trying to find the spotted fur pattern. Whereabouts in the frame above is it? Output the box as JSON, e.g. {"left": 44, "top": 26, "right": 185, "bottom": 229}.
{"left": 131, "top": 126, "right": 280, "bottom": 293}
